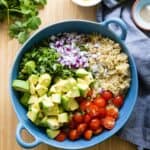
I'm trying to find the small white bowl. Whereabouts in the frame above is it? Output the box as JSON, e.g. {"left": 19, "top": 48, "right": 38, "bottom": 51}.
{"left": 132, "top": 0, "right": 150, "bottom": 31}
{"left": 72, "top": 0, "right": 102, "bottom": 7}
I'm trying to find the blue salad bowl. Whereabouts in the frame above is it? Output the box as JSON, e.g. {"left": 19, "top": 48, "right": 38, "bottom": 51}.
{"left": 9, "top": 18, "right": 138, "bottom": 149}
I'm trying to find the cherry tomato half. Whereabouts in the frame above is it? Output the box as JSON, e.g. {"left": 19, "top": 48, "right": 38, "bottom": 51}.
{"left": 84, "top": 130, "right": 93, "bottom": 140}
{"left": 98, "top": 107, "right": 106, "bottom": 118}
{"left": 93, "top": 127, "right": 103, "bottom": 135}
{"left": 89, "top": 118, "right": 101, "bottom": 130}
{"left": 93, "top": 97, "right": 106, "bottom": 107}
{"left": 77, "top": 123, "right": 87, "bottom": 135}
{"left": 112, "top": 95, "right": 124, "bottom": 108}
{"left": 101, "top": 91, "right": 113, "bottom": 100}
{"left": 84, "top": 114, "right": 91, "bottom": 123}
{"left": 106, "top": 105, "right": 119, "bottom": 120}
{"left": 55, "top": 131, "right": 67, "bottom": 142}
{"left": 68, "top": 129, "right": 79, "bottom": 141}
{"left": 80, "top": 100, "right": 91, "bottom": 111}
{"left": 102, "top": 116, "right": 115, "bottom": 130}
{"left": 87, "top": 104, "right": 100, "bottom": 118}
{"left": 73, "top": 113, "right": 83, "bottom": 124}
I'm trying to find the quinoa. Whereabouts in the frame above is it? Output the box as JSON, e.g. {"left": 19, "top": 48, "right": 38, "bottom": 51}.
{"left": 87, "top": 34, "right": 131, "bottom": 95}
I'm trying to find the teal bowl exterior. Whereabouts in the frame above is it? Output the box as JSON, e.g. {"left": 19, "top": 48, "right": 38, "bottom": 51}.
{"left": 9, "top": 18, "right": 138, "bottom": 149}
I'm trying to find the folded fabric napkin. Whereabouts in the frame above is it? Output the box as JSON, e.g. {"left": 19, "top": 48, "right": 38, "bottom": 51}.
{"left": 96, "top": 1, "right": 150, "bottom": 150}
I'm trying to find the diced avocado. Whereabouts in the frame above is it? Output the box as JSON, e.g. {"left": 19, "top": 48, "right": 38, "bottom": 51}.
{"left": 58, "top": 113, "right": 68, "bottom": 123}
{"left": 27, "top": 108, "right": 39, "bottom": 122}
{"left": 51, "top": 93, "right": 61, "bottom": 104}
{"left": 68, "top": 78, "right": 77, "bottom": 86}
{"left": 29, "top": 83, "right": 36, "bottom": 95}
{"left": 47, "top": 117, "right": 60, "bottom": 130}
{"left": 46, "top": 129, "right": 60, "bottom": 139}
{"left": 43, "top": 104, "right": 59, "bottom": 116}
{"left": 28, "top": 74, "right": 39, "bottom": 85}
{"left": 61, "top": 96, "right": 79, "bottom": 111}
{"left": 20, "top": 93, "right": 30, "bottom": 107}
{"left": 31, "top": 102, "right": 40, "bottom": 110}
{"left": 76, "top": 68, "right": 89, "bottom": 77}
{"left": 23, "top": 61, "right": 36, "bottom": 74}
{"left": 36, "top": 84, "right": 48, "bottom": 96}
{"left": 66, "top": 87, "right": 80, "bottom": 98}
{"left": 28, "top": 95, "right": 38, "bottom": 105}
{"left": 39, "top": 116, "right": 49, "bottom": 127}
{"left": 12, "top": 80, "right": 29, "bottom": 92}
{"left": 77, "top": 83, "right": 89, "bottom": 97}
{"left": 59, "top": 106, "right": 64, "bottom": 113}
{"left": 83, "top": 73, "right": 94, "bottom": 85}
{"left": 40, "top": 97, "right": 54, "bottom": 109}
{"left": 38, "top": 73, "right": 52, "bottom": 87}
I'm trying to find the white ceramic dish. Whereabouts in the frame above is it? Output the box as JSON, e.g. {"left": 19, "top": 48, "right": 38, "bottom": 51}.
{"left": 72, "top": 0, "right": 102, "bottom": 7}
{"left": 132, "top": 0, "right": 150, "bottom": 31}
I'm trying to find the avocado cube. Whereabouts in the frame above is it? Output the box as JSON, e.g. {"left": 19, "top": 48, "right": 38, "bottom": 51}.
{"left": 76, "top": 68, "right": 89, "bottom": 77}
{"left": 83, "top": 73, "right": 94, "bottom": 85}
{"left": 61, "top": 96, "right": 79, "bottom": 111}
{"left": 28, "top": 74, "right": 39, "bottom": 85}
{"left": 43, "top": 104, "right": 59, "bottom": 116}
{"left": 77, "top": 83, "right": 89, "bottom": 97}
{"left": 46, "top": 129, "right": 60, "bottom": 139}
{"left": 29, "top": 83, "right": 36, "bottom": 95}
{"left": 28, "top": 95, "right": 38, "bottom": 105}
{"left": 39, "top": 73, "right": 52, "bottom": 87}
{"left": 51, "top": 93, "right": 61, "bottom": 104}
{"left": 58, "top": 113, "right": 68, "bottom": 123}
{"left": 36, "top": 84, "right": 48, "bottom": 96}
{"left": 12, "top": 80, "right": 29, "bottom": 92}
{"left": 66, "top": 87, "right": 80, "bottom": 98}
{"left": 39, "top": 117, "right": 49, "bottom": 127}
{"left": 27, "top": 108, "right": 39, "bottom": 122}
{"left": 47, "top": 117, "right": 60, "bottom": 130}
{"left": 40, "top": 97, "right": 54, "bottom": 109}
{"left": 20, "top": 93, "right": 30, "bottom": 107}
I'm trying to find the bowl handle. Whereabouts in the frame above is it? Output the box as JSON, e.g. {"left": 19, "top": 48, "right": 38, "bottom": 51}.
{"left": 16, "top": 122, "right": 41, "bottom": 149}
{"left": 101, "top": 18, "right": 127, "bottom": 41}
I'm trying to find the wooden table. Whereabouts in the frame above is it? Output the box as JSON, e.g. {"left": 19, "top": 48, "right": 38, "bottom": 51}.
{"left": 0, "top": 0, "right": 136, "bottom": 150}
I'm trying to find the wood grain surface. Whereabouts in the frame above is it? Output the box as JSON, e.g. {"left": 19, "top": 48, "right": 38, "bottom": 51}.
{"left": 0, "top": 0, "right": 136, "bottom": 150}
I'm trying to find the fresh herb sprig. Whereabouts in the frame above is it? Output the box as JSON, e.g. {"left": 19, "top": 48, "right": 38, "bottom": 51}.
{"left": 0, "top": 0, "right": 47, "bottom": 43}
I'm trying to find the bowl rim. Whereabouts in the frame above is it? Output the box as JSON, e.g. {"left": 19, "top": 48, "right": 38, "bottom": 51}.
{"left": 9, "top": 19, "right": 138, "bottom": 150}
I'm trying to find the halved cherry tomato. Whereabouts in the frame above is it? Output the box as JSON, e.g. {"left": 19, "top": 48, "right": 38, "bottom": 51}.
{"left": 68, "top": 129, "right": 79, "bottom": 141}
{"left": 112, "top": 95, "right": 124, "bottom": 108}
{"left": 102, "top": 116, "right": 115, "bottom": 130}
{"left": 80, "top": 100, "right": 91, "bottom": 111}
{"left": 87, "top": 104, "right": 100, "bottom": 118}
{"left": 93, "top": 127, "right": 103, "bottom": 135}
{"left": 84, "top": 130, "right": 93, "bottom": 140}
{"left": 73, "top": 113, "right": 83, "bottom": 124}
{"left": 55, "top": 131, "right": 67, "bottom": 142}
{"left": 69, "top": 119, "right": 76, "bottom": 129}
{"left": 93, "top": 97, "right": 106, "bottom": 107}
{"left": 89, "top": 118, "right": 101, "bottom": 130}
{"left": 77, "top": 123, "right": 87, "bottom": 135}
{"left": 84, "top": 114, "right": 91, "bottom": 123}
{"left": 98, "top": 107, "right": 106, "bottom": 118}
{"left": 101, "top": 91, "right": 113, "bottom": 100}
{"left": 106, "top": 105, "right": 119, "bottom": 120}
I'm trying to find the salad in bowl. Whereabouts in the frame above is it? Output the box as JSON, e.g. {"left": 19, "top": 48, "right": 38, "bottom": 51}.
{"left": 12, "top": 32, "right": 131, "bottom": 141}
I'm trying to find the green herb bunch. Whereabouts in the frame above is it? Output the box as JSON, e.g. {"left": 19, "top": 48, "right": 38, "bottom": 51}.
{"left": 18, "top": 47, "right": 75, "bottom": 80}
{"left": 0, "top": 0, "right": 47, "bottom": 43}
